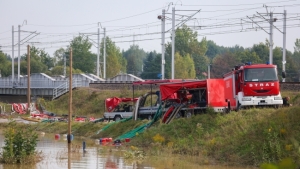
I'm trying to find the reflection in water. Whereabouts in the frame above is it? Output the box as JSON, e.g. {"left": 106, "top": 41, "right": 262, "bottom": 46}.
{"left": 0, "top": 133, "right": 154, "bottom": 169}
{"left": 68, "top": 142, "right": 71, "bottom": 169}
{"left": 0, "top": 133, "right": 258, "bottom": 169}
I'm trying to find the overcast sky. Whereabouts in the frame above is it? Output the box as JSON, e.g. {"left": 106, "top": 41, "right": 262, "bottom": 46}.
{"left": 0, "top": 0, "right": 299, "bottom": 57}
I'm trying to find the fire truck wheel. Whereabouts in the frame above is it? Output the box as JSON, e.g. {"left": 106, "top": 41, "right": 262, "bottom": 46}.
{"left": 186, "top": 112, "right": 192, "bottom": 118}
{"left": 114, "top": 115, "right": 122, "bottom": 121}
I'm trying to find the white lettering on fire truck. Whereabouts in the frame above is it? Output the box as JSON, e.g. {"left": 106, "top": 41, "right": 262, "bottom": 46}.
{"left": 249, "top": 83, "right": 275, "bottom": 87}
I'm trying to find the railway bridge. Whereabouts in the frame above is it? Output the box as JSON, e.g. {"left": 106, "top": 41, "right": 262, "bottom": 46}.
{"left": 0, "top": 73, "right": 102, "bottom": 102}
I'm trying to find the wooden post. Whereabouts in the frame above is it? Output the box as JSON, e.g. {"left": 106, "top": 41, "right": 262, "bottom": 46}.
{"left": 68, "top": 48, "right": 73, "bottom": 143}
{"left": 68, "top": 48, "right": 72, "bottom": 169}
{"left": 27, "top": 45, "right": 30, "bottom": 113}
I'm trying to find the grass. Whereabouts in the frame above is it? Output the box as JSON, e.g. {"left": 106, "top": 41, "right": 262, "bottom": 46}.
{"left": 129, "top": 106, "right": 300, "bottom": 166}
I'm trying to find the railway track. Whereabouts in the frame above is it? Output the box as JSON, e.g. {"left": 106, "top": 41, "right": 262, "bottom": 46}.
{"left": 280, "top": 82, "right": 300, "bottom": 91}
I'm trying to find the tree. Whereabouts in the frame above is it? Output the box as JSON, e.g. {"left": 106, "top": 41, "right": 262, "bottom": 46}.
{"left": 165, "top": 25, "right": 208, "bottom": 79}
{"left": 237, "top": 50, "right": 262, "bottom": 64}
{"left": 141, "top": 52, "right": 162, "bottom": 79}
{"left": 49, "top": 65, "right": 82, "bottom": 76}
{"left": 0, "top": 52, "right": 11, "bottom": 77}
{"left": 166, "top": 25, "right": 206, "bottom": 56}
{"left": 294, "top": 38, "right": 300, "bottom": 52}
{"left": 69, "top": 36, "right": 95, "bottom": 73}
{"left": 291, "top": 39, "right": 300, "bottom": 81}
{"left": 193, "top": 54, "right": 209, "bottom": 79}
{"left": 285, "top": 50, "right": 298, "bottom": 81}
{"left": 40, "top": 49, "right": 54, "bottom": 69}
{"left": 53, "top": 48, "right": 66, "bottom": 66}
{"left": 20, "top": 46, "right": 50, "bottom": 74}
{"left": 123, "top": 45, "right": 146, "bottom": 76}
{"left": 101, "top": 37, "right": 126, "bottom": 78}
{"left": 175, "top": 53, "right": 195, "bottom": 79}
{"left": 211, "top": 52, "right": 240, "bottom": 78}
{"left": 206, "top": 40, "right": 221, "bottom": 59}
{"left": 251, "top": 42, "right": 269, "bottom": 63}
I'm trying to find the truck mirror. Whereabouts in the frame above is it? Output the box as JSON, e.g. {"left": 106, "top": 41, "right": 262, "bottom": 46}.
{"left": 282, "top": 71, "right": 286, "bottom": 78}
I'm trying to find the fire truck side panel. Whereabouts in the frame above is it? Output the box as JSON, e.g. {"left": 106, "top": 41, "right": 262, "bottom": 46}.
{"left": 207, "top": 79, "right": 227, "bottom": 112}
{"left": 224, "top": 74, "right": 237, "bottom": 109}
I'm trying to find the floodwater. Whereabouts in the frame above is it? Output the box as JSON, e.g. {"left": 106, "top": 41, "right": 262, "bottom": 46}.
{"left": 0, "top": 133, "right": 258, "bottom": 169}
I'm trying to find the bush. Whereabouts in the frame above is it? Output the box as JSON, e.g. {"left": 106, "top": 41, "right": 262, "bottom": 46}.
{"left": 0, "top": 121, "right": 41, "bottom": 164}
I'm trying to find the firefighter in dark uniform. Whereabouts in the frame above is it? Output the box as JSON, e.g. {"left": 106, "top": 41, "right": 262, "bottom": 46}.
{"left": 282, "top": 96, "right": 292, "bottom": 107}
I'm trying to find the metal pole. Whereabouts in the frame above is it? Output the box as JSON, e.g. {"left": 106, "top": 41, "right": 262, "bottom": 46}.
{"left": 161, "top": 9, "right": 165, "bottom": 80}
{"left": 151, "top": 84, "right": 152, "bottom": 107}
{"left": 104, "top": 28, "right": 106, "bottom": 79}
{"left": 97, "top": 27, "right": 100, "bottom": 77}
{"left": 12, "top": 26, "right": 14, "bottom": 83}
{"left": 282, "top": 10, "right": 287, "bottom": 82}
{"left": 269, "top": 12, "right": 273, "bottom": 64}
{"left": 68, "top": 48, "right": 73, "bottom": 144}
{"left": 64, "top": 54, "right": 66, "bottom": 77}
{"left": 18, "top": 25, "right": 20, "bottom": 82}
{"left": 208, "top": 64, "right": 210, "bottom": 79}
{"left": 27, "top": 45, "right": 30, "bottom": 113}
{"left": 171, "top": 7, "right": 175, "bottom": 79}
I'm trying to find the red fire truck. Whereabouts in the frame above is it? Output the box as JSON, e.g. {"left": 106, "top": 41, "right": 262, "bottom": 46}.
{"left": 224, "top": 63, "right": 283, "bottom": 111}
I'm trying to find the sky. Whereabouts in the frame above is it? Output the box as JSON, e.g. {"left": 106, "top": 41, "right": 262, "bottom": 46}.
{"left": 0, "top": 0, "right": 300, "bottom": 57}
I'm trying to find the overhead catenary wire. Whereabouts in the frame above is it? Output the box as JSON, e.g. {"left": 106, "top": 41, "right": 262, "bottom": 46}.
{"left": 2, "top": 6, "right": 298, "bottom": 36}
{"left": 181, "top": 0, "right": 298, "bottom": 6}
{"left": 26, "top": 7, "right": 164, "bottom": 27}
{"left": 1, "top": 1, "right": 299, "bottom": 56}
{"left": 2, "top": 14, "right": 299, "bottom": 46}
{"left": 2, "top": 22, "right": 299, "bottom": 49}
{"left": 14, "top": 1, "right": 299, "bottom": 34}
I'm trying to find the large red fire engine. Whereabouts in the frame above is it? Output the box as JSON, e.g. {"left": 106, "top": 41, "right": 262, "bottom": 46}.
{"left": 224, "top": 63, "right": 283, "bottom": 110}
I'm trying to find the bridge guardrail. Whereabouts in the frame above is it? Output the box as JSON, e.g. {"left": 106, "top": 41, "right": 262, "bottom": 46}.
{"left": 52, "top": 80, "right": 84, "bottom": 99}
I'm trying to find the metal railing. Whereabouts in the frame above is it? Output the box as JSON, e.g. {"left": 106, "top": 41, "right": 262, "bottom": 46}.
{"left": 0, "top": 80, "right": 65, "bottom": 88}
{"left": 52, "top": 80, "right": 83, "bottom": 100}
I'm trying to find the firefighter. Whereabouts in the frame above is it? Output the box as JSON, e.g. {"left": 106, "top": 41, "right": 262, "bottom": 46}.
{"left": 282, "top": 96, "right": 292, "bottom": 107}
{"left": 179, "top": 88, "right": 189, "bottom": 103}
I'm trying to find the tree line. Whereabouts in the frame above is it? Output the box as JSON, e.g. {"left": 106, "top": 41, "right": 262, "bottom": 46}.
{"left": 1, "top": 25, "right": 300, "bottom": 81}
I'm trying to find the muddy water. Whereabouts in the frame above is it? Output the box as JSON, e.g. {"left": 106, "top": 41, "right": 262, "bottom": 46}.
{"left": 0, "top": 133, "right": 258, "bottom": 169}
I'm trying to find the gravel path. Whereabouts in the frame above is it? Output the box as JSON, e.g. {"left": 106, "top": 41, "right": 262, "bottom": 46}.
{"left": 0, "top": 117, "right": 36, "bottom": 124}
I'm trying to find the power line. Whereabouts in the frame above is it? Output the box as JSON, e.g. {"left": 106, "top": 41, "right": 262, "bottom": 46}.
{"left": 0, "top": 30, "right": 10, "bottom": 35}
{"left": 181, "top": 0, "right": 297, "bottom": 6}
{"left": 26, "top": 7, "right": 164, "bottom": 27}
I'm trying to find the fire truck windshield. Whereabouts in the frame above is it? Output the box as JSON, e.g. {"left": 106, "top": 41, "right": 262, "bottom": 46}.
{"left": 244, "top": 68, "right": 278, "bottom": 82}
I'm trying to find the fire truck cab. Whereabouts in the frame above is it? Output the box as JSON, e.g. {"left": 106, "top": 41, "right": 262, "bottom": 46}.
{"left": 223, "top": 63, "right": 283, "bottom": 111}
